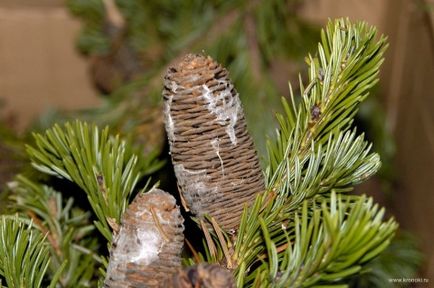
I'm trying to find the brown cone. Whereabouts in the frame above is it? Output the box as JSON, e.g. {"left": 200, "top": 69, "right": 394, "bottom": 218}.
{"left": 166, "top": 263, "right": 235, "bottom": 288}
{"left": 104, "top": 188, "right": 184, "bottom": 287}
{"left": 163, "top": 54, "right": 264, "bottom": 231}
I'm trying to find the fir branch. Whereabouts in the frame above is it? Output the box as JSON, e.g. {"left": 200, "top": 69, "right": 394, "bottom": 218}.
{"left": 192, "top": 19, "right": 397, "bottom": 288}
{"left": 301, "top": 19, "right": 387, "bottom": 147}
{"left": 350, "top": 232, "right": 423, "bottom": 287}
{"left": 0, "top": 216, "right": 51, "bottom": 288}
{"left": 8, "top": 175, "right": 100, "bottom": 287}
{"left": 268, "top": 128, "right": 380, "bottom": 211}
{"left": 67, "top": 0, "right": 318, "bottom": 155}
{"left": 266, "top": 18, "right": 386, "bottom": 206}
{"left": 198, "top": 191, "right": 397, "bottom": 287}
{"left": 25, "top": 120, "right": 150, "bottom": 241}
{"left": 254, "top": 192, "right": 398, "bottom": 287}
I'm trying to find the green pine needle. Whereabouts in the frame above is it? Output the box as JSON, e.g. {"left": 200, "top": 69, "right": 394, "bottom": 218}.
{"left": 267, "top": 128, "right": 381, "bottom": 212}
{"left": 0, "top": 216, "right": 51, "bottom": 288}
{"left": 0, "top": 16, "right": 401, "bottom": 288}
{"left": 266, "top": 18, "right": 387, "bottom": 197}
{"left": 261, "top": 192, "right": 397, "bottom": 287}
{"left": 26, "top": 120, "right": 148, "bottom": 241}
{"left": 231, "top": 192, "right": 397, "bottom": 287}
{"left": 194, "top": 18, "right": 398, "bottom": 288}
{"left": 8, "top": 175, "right": 101, "bottom": 287}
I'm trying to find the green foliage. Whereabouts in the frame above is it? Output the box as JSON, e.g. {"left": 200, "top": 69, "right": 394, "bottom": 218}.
{"left": 0, "top": 216, "right": 51, "bottom": 288}
{"left": 226, "top": 191, "right": 397, "bottom": 287}
{"left": 263, "top": 17, "right": 387, "bottom": 209}
{"left": 9, "top": 175, "right": 101, "bottom": 287}
{"left": 0, "top": 15, "right": 406, "bottom": 287}
{"left": 350, "top": 232, "right": 423, "bottom": 287}
{"left": 0, "top": 121, "right": 26, "bottom": 200}
{"left": 66, "top": 0, "right": 319, "bottom": 155}
{"left": 68, "top": 0, "right": 315, "bottom": 59}
{"left": 255, "top": 193, "right": 397, "bottom": 287}
{"left": 67, "top": 0, "right": 107, "bottom": 54}
{"left": 1, "top": 120, "right": 163, "bottom": 286}
{"left": 356, "top": 96, "right": 396, "bottom": 186}
{"left": 267, "top": 18, "right": 387, "bottom": 174}
{"left": 268, "top": 127, "right": 380, "bottom": 212}
{"left": 190, "top": 18, "right": 398, "bottom": 287}
{"left": 25, "top": 120, "right": 162, "bottom": 241}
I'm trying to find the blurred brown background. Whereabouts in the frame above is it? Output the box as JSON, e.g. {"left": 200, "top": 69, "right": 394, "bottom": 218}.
{"left": 0, "top": 0, "right": 101, "bottom": 130}
{"left": 0, "top": 0, "right": 433, "bottom": 282}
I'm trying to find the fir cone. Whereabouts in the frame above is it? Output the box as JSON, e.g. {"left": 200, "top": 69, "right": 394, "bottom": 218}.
{"left": 104, "top": 188, "right": 184, "bottom": 287}
{"left": 166, "top": 264, "right": 235, "bottom": 288}
{"left": 163, "top": 54, "right": 265, "bottom": 231}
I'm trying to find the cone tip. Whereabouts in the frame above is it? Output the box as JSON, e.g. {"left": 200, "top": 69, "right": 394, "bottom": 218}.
{"left": 169, "top": 53, "right": 214, "bottom": 74}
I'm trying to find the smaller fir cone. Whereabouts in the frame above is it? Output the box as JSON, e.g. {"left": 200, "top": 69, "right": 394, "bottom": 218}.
{"left": 104, "top": 188, "right": 184, "bottom": 288}
{"left": 163, "top": 54, "right": 265, "bottom": 231}
{"left": 166, "top": 264, "right": 235, "bottom": 288}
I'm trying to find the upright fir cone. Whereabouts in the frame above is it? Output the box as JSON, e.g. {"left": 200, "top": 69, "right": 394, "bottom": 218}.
{"left": 104, "top": 188, "right": 184, "bottom": 287}
{"left": 163, "top": 54, "right": 265, "bottom": 231}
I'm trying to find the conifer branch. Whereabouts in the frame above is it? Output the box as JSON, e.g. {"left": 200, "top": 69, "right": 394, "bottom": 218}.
{"left": 190, "top": 18, "right": 398, "bottom": 287}
{"left": 0, "top": 15, "right": 402, "bottom": 288}
{"left": 0, "top": 216, "right": 51, "bottom": 288}
{"left": 268, "top": 129, "right": 380, "bottom": 211}
{"left": 266, "top": 18, "right": 387, "bottom": 201}
{"left": 25, "top": 120, "right": 160, "bottom": 241}
{"left": 8, "top": 175, "right": 100, "bottom": 287}
{"left": 254, "top": 192, "right": 398, "bottom": 287}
